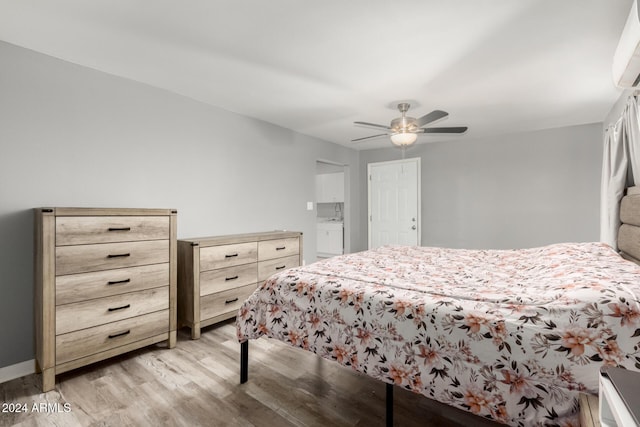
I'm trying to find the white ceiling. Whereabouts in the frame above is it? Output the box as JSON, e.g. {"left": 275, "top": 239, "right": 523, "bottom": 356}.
{"left": 0, "top": 0, "right": 633, "bottom": 149}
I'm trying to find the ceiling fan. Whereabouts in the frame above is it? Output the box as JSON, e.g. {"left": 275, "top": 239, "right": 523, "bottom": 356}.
{"left": 352, "top": 103, "right": 468, "bottom": 146}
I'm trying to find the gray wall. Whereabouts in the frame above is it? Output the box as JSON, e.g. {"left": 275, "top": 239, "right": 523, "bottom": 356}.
{"left": 0, "top": 41, "right": 361, "bottom": 369}
{"left": 359, "top": 123, "right": 603, "bottom": 249}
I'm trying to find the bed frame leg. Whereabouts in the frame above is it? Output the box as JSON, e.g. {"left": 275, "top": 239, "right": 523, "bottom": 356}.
{"left": 240, "top": 341, "right": 248, "bottom": 384}
{"left": 386, "top": 382, "right": 393, "bottom": 427}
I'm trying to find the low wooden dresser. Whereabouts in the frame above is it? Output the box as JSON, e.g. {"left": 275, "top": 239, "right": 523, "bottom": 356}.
{"left": 34, "top": 207, "right": 177, "bottom": 392}
{"left": 177, "top": 231, "right": 303, "bottom": 339}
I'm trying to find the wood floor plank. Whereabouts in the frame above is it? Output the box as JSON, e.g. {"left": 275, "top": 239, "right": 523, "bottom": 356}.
{"left": 0, "top": 320, "right": 500, "bottom": 427}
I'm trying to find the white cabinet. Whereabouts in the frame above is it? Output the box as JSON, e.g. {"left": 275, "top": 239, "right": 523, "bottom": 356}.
{"left": 317, "top": 222, "right": 343, "bottom": 256}
{"left": 316, "top": 172, "right": 344, "bottom": 203}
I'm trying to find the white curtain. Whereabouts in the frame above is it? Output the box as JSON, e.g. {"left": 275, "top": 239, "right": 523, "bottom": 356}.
{"left": 600, "top": 96, "right": 640, "bottom": 248}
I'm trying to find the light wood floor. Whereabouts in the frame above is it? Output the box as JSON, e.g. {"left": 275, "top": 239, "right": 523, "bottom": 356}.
{"left": 1, "top": 320, "right": 500, "bottom": 427}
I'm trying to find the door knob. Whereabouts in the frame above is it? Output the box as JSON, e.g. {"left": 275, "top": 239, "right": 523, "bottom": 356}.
{"left": 411, "top": 225, "right": 416, "bottom": 230}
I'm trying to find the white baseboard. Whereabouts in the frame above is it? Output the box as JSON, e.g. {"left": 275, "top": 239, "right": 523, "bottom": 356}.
{"left": 0, "top": 359, "right": 35, "bottom": 384}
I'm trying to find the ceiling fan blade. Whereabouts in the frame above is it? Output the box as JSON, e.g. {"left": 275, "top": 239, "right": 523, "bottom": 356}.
{"left": 417, "top": 110, "right": 448, "bottom": 127}
{"left": 354, "top": 121, "right": 391, "bottom": 131}
{"left": 351, "top": 133, "right": 388, "bottom": 142}
{"left": 422, "top": 126, "right": 468, "bottom": 134}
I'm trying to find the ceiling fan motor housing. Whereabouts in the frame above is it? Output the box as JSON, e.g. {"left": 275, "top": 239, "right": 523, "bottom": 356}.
{"left": 390, "top": 116, "right": 418, "bottom": 133}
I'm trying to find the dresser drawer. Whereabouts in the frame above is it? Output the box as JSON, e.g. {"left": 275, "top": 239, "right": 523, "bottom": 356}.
{"left": 200, "top": 263, "right": 257, "bottom": 297}
{"left": 200, "top": 242, "right": 257, "bottom": 271}
{"left": 56, "top": 310, "right": 169, "bottom": 365}
{"left": 200, "top": 283, "right": 256, "bottom": 321}
{"left": 56, "top": 287, "right": 169, "bottom": 335}
{"left": 56, "top": 216, "right": 169, "bottom": 246}
{"left": 258, "top": 238, "right": 300, "bottom": 261}
{"left": 56, "top": 240, "right": 169, "bottom": 276}
{"left": 258, "top": 255, "right": 300, "bottom": 282}
{"left": 56, "top": 264, "right": 169, "bottom": 306}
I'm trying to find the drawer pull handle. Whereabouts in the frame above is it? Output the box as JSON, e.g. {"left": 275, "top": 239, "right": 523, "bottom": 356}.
{"left": 108, "top": 278, "right": 131, "bottom": 285}
{"left": 225, "top": 275, "right": 239, "bottom": 281}
{"left": 108, "top": 330, "right": 131, "bottom": 339}
{"left": 276, "top": 246, "right": 286, "bottom": 250}
{"left": 275, "top": 265, "right": 286, "bottom": 270}
{"left": 108, "top": 253, "right": 131, "bottom": 258}
{"left": 225, "top": 297, "right": 239, "bottom": 304}
{"left": 108, "top": 304, "right": 131, "bottom": 312}
{"left": 225, "top": 253, "right": 238, "bottom": 258}
{"left": 108, "top": 227, "right": 131, "bottom": 232}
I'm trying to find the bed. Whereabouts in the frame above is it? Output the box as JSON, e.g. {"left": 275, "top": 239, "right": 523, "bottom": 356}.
{"left": 236, "top": 192, "right": 640, "bottom": 426}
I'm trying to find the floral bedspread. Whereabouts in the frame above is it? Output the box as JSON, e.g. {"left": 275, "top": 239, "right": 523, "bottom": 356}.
{"left": 236, "top": 243, "right": 640, "bottom": 426}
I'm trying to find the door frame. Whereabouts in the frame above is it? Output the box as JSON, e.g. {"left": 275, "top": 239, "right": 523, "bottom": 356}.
{"left": 367, "top": 157, "right": 421, "bottom": 249}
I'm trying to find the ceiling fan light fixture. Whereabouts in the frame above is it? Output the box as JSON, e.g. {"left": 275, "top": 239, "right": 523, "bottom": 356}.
{"left": 390, "top": 132, "right": 418, "bottom": 146}
{"left": 351, "top": 103, "right": 467, "bottom": 146}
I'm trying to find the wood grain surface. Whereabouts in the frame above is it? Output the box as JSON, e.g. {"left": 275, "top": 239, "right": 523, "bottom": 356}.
{"left": 1, "top": 321, "right": 501, "bottom": 427}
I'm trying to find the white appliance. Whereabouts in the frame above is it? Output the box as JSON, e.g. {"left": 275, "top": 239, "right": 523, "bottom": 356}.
{"left": 613, "top": 0, "right": 640, "bottom": 88}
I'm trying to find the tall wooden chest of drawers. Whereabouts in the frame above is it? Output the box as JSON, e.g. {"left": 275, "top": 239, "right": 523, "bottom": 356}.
{"left": 34, "top": 207, "right": 177, "bottom": 392}
{"left": 177, "top": 231, "right": 303, "bottom": 339}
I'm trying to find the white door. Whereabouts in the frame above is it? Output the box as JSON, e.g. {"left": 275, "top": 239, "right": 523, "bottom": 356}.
{"left": 368, "top": 158, "right": 420, "bottom": 249}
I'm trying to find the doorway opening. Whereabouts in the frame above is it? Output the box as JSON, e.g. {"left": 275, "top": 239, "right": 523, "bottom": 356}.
{"left": 316, "top": 160, "right": 348, "bottom": 260}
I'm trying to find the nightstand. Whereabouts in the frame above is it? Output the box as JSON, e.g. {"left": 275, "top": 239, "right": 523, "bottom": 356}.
{"left": 599, "top": 366, "right": 640, "bottom": 426}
